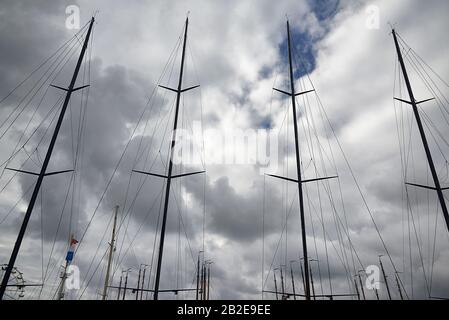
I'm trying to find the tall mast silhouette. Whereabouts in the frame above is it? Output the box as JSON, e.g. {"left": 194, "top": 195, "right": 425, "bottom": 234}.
{"left": 132, "top": 16, "right": 203, "bottom": 300}
{"left": 0, "top": 17, "right": 95, "bottom": 300}
{"left": 267, "top": 20, "right": 336, "bottom": 300}
{"left": 392, "top": 29, "right": 449, "bottom": 234}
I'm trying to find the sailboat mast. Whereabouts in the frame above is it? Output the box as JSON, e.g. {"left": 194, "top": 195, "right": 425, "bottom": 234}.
{"left": 354, "top": 277, "right": 360, "bottom": 300}
{"left": 140, "top": 265, "right": 147, "bottom": 300}
{"left": 374, "top": 288, "right": 379, "bottom": 300}
{"left": 273, "top": 269, "right": 279, "bottom": 300}
{"left": 286, "top": 20, "right": 311, "bottom": 300}
{"left": 202, "top": 264, "right": 207, "bottom": 300}
{"left": 358, "top": 272, "right": 366, "bottom": 300}
{"left": 290, "top": 261, "right": 296, "bottom": 300}
{"left": 299, "top": 258, "right": 306, "bottom": 295}
{"left": 309, "top": 264, "right": 316, "bottom": 300}
{"left": 123, "top": 269, "right": 130, "bottom": 300}
{"left": 0, "top": 17, "right": 95, "bottom": 300}
{"left": 57, "top": 234, "right": 78, "bottom": 300}
{"left": 379, "top": 255, "right": 391, "bottom": 300}
{"left": 57, "top": 260, "right": 69, "bottom": 300}
{"left": 395, "top": 272, "right": 404, "bottom": 300}
{"left": 392, "top": 29, "right": 449, "bottom": 233}
{"left": 153, "top": 17, "right": 189, "bottom": 300}
{"left": 200, "top": 263, "right": 204, "bottom": 300}
{"left": 281, "top": 266, "right": 287, "bottom": 299}
{"left": 117, "top": 274, "right": 123, "bottom": 300}
{"left": 207, "top": 263, "right": 211, "bottom": 300}
{"left": 102, "top": 205, "right": 119, "bottom": 300}
{"left": 196, "top": 254, "right": 200, "bottom": 300}
{"left": 136, "top": 267, "right": 141, "bottom": 300}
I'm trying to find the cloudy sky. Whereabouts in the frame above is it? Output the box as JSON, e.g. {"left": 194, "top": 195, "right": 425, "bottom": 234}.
{"left": 0, "top": 0, "right": 449, "bottom": 300}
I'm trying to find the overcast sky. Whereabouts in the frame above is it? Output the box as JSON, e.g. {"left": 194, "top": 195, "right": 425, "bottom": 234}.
{"left": 0, "top": 0, "right": 449, "bottom": 300}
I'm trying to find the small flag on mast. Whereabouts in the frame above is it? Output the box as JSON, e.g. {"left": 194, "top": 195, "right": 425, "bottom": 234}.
{"left": 66, "top": 235, "right": 79, "bottom": 263}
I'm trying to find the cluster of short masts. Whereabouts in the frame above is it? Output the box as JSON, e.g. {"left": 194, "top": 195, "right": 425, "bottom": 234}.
{"left": 102, "top": 251, "right": 212, "bottom": 300}
{"left": 266, "top": 255, "right": 407, "bottom": 300}
{"left": 95, "top": 205, "right": 213, "bottom": 300}
{"left": 352, "top": 256, "right": 405, "bottom": 301}
{"left": 195, "top": 253, "right": 212, "bottom": 300}
{"left": 265, "top": 259, "right": 354, "bottom": 300}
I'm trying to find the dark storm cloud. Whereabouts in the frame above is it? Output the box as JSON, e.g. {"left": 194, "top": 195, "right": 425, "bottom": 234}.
{"left": 0, "top": 1, "right": 69, "bottom": 90}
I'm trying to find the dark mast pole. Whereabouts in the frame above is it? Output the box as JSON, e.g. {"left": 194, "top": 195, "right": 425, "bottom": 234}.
{"left": 140, "top": 267, "right": 145, "bottom": 300}
{"left": 286, "top": 19, "right": 311, "bottom": 300}
{"left": 153, "top": 17, "right": 190, "bottom": 300}
{"left": 202, "top": 263, "right": 206, "bottom": 300}
{"left": 358, "top": 271, "right": 366, "bottom": 300}
{"left": 200, "top": 263, "right": 204, "bottom": 300}
{"left": 207, "top": 263, "right": 211, "bottom": 300}
{"left": 273, "top": 269, "right": 279, "bottom": 300}
{"left": 299, "top": 258, "right": 306, "bottom": 295}
{"left": 0, "top": 17, "right": 95, "bottom": 300}
{"left": 309, "top": 264, "right": 316, "bottom": 300}
{"left": 123, "top": 269, "right": 130, "bottom": 300}
{"left": 395, "top": 272, "right": 404, "bottom": 300}
{"left": 279, "top": 266, "right": 285, "bottom": 299}
{"left": 379, "top": 255, "right": 391, "bottom": 300}
{"left": 290, "top": 261, "right": 297, "bottom": 300}
{"left": 117, "top": 274, "right": 123, "bottom": 300}
{"left": 136, "top": 267, "right": 141, "bottom": 300}
{"left": 196, "top": 254, "right": 200, "bottom": 300}
{"left": 392, "top": 29, "right": 449, "bottom": 233}
{"left": 354, "top": 277, "right": 360, "bottom": 300}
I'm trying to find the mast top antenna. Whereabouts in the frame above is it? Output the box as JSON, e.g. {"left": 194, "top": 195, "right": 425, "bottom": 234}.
{"left": 388, "top": 22, "right": 398, "bottom": 35}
